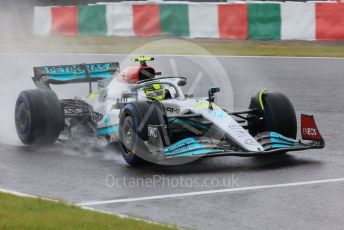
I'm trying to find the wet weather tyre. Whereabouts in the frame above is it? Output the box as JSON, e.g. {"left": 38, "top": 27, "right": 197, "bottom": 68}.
{"left": 15, "top": 89, "right": 64, "bottom": 144}
{"left": 249, "top": 91, "right": 297, "bottom": 139}
{"left": 119, "top": 101, "right": 163, "bottom": 166}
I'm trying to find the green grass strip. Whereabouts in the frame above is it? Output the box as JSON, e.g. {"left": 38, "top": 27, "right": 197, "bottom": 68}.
{"left": 2, "top": 35, "right": 344, "bottom": 57}
{"left": 0, "top": 192, "right": 176, "bottom": 230}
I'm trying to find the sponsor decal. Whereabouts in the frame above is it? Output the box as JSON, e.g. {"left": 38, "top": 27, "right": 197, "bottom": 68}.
{"left": 302, "top": 128, "right": 317, "bottom": 136}
{"left": 301, "top": 114, "right": 322, "bottom": 141}
{"left": 228, "top": 123, "right": 243, "bottom": 130}
{"left": 245, "top": 139, "right": 258, "bottom": 145}
{"left": 164, "top": 138, "right": 197, "bottom": 152}
{"left": 121, "top": 69, "right": 130, "bottom": 80}
{"left": 235, "top": 130, "right": 249, "bottom": 137}
{"left": 165, "top": 143, "right": 204, "bottom": 156}
{"left": 166, "top": 107, "right": 180, "bottom": 113}
{"left": 148, "top": 127, "right": 158, "bottom": 138}
{"left": 193, "top": 102, "right": 209, "bottom": 109}
{"left": 44, "top": 63, "right": 109, "bottom": 75}
{"left": 212, "top": 110, "right": 225, "bottom": 118}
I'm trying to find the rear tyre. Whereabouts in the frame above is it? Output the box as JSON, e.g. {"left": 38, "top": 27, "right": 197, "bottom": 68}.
{"left": 119, "top": 101, "right": 163, "bottom": 166}
{"left": 248, "top": 91, "right": 297, "bottom": 139}
{"left": 15, "top": 89, "right": 64, "bottom": 144}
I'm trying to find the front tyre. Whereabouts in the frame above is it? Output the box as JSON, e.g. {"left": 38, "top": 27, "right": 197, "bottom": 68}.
{"left": 119, "top": 101, "right": 163, "bottom": 166}
{"left": 15, "top": 89, "right": 64, "bottom": 144}
{"left": 119, "top": 115, "right": 145, "bottom": 166}
{"left": 248, "top": 90, "right": 297, "bottom": 139}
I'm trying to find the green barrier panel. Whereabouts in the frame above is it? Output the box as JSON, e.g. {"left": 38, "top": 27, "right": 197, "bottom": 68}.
{"left": 160, "top": 4, "right": 189, "bottom": 37}
{"left": 248, "top": 3, "right": 281, "bottom": 40}
{"left": 78, "top": 5, "right": 107, "bottom": 35}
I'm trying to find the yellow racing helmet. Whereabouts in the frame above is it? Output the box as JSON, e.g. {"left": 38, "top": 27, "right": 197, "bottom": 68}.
{"left": 144, "top": 83, "right": 166, "bottom": 100}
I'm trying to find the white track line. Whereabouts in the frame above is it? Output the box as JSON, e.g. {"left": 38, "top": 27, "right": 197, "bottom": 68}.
{"left": 81, "top": 206, "right": 171, "bottom": 226}
{"left": 0, "top": 188, "right": 59, "bottom": 203}
{"left": 0, "top": 188, "right": 36, "bottom": 198}
{"left": 79, "top": 177, "right": 344, "bottom": 206}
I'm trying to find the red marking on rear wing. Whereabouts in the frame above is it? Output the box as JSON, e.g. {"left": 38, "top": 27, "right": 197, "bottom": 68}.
{"left": 301, "top": 114, "right": 323, "bottom": 141}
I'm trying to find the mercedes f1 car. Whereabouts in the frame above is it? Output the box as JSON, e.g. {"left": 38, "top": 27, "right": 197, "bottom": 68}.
{"left": 15, "top": 57, "right": 324, "bottom": 166}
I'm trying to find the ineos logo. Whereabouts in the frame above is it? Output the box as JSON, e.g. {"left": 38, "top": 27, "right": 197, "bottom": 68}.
{"left": 303, "top": 128, "right": 317, "bottom": 136}
{"left": 148, "top": 127, "right": 158, "bottom": 138}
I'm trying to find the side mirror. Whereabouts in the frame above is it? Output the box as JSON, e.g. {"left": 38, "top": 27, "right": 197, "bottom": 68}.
{"left": 209, "top": 87, "right": 220, "bottom": 94}
{"left": 178, "top": 79, "right": 187, "bottom": 86}
{"left": 208, "top": 87, "right": 220, "bottom": 110}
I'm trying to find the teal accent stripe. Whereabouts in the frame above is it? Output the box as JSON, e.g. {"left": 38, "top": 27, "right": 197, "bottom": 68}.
{"left": 271, "top": 144, "right": 290, "bottom": 148}
{"left": 175, "top": 149, "right": 224, "bottom": 157}
{"left": 170, "top": 119, "right": 209, "bottom": 130}
{"left": 163, "top": 137, "right": 197, "bottom": 153}
{"left": 48, "top": 73, "right": 113, "bottom": 81}
{"left": 270, "top": 138, "right": 296, "bottom": 146}
{"left": 163, "top": 137, "right": 224, "bottom": 157}
{"left": 165, "top": 143, "right": 204, "bottom": 156}
{"left": 97, "top": 125, "right": 119, "bottom": 135}
{"left": 269, "top": 132, "right": 297, "bottom": 143}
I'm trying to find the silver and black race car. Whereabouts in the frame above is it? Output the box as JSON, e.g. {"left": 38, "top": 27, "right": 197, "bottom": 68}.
{"left": 15, "top": 56, "right": 324, "bottom": 166}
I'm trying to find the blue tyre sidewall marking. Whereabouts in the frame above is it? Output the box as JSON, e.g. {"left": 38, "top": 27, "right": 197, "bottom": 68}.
{"left": 21, "top": 95, "right": 33, "bottom": 140}
{"left": 263, "top": 100, "right": 272, "bottom": 131}
{"left": 122, "top": 104, "right": 138, "bottom": 162}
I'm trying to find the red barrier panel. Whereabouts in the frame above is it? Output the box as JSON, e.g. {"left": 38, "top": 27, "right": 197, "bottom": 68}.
{"left": 218, "top": 4, "right": 248, "bottom": 39}
{"left": 133, "top": 4, "right": 161, "bottom": 36}
{"left": 51, "top": 6, "right": 78, "bottom": 36}
{"left": 316, "top": 3, "right": 344, "bottom": 40}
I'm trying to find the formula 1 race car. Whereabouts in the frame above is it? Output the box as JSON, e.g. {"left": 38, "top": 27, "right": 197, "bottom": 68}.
{"left": 15, "top": 56, "right": 325, "bottom": 166}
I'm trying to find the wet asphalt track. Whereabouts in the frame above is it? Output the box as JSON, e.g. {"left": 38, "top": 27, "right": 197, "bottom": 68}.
{"left": 0, "top": 53, "right": 344, "bottom": 230}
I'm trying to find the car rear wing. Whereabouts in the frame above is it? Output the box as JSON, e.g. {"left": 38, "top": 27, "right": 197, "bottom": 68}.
{"left": 32, "top": 62, "right": 120, "bottom": 86}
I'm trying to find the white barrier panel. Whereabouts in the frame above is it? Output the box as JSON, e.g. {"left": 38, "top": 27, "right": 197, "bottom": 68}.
{"left": 188, "top": 3, "right": 219, "bottom": 38}
{"left": 106, "top": 3, "right": 134, "bottom": 36}
{"left": 33, "top": 7, "right": 51, "bottom": 36}
{"left": 281, "top": 2, "right": 315, "bottom": 40}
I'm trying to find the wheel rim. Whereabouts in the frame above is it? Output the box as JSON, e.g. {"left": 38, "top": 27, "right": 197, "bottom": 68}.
{"left": 121, "top": 116, "right": 135, "bottom": 156}
{"left": 15, "top": 101, "right": 30, "bottom": 136}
